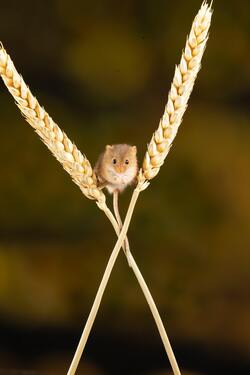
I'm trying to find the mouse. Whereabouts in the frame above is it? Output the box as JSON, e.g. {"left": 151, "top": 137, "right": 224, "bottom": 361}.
{"left": 94, "top": 144, "right": 138, "bottom": 194}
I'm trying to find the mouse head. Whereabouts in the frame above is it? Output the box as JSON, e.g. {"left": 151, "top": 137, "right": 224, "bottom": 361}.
{"left": 103, "top": 144, "right": 138, "bottom": 186}
{"left": 105, "top": 144, "right": 137, "bottom": 173}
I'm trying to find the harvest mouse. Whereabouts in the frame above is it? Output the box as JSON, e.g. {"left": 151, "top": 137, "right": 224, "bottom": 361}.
{"left": 94, "top": 144, "right": 138, "bottom": 194}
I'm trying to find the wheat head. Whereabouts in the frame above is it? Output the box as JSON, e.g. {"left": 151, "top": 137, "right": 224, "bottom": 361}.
{"left": 139, "top": 1, "right": 212, "bottom": 183}
{"left": 0, "top": 43, "right": 104, "bottom": 205}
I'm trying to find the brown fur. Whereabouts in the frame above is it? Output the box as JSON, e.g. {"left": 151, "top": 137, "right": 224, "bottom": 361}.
{"left": 94, "top": 144, "right": 138, "bottom": 193}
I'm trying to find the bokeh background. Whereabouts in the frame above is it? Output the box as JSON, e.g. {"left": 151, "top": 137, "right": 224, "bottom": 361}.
{"left": 0, "top": 0, "right": 249, "bottom": 374}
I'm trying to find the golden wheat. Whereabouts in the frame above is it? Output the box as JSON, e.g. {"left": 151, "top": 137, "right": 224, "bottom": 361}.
{"left": 0, "top": 43, "right": 104, "bottom": 204}
{"left": 0, "top": 42, "right": 180, "bottom": 375}
{"left": 0, "top": 2, "right": 213, "bottom": 374}
{"left": 139, "top": 1, "right": 212, "bottom": 183}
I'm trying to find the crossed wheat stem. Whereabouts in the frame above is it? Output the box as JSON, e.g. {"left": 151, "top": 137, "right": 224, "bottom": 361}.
{"left": 0, "top": 2, "right": 212, "bottom": 374}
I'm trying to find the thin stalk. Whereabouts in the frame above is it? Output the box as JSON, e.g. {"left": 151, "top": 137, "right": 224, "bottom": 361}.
{"left": 128, "top": 255, "right": 181, "bottom": 375}
{"left": 67, "top": 188, "right": 140, "bottom": 375}
{"left": 113, "top": 190, "right": 123, "bottom": 228}
{"left": 113, "top": 190, "right": 132, "bottom": 267}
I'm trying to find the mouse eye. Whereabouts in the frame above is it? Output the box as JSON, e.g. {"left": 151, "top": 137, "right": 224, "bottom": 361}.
{"left": 112, "top": 158, "right": 117, "bottom": 164}
{"left": 125, "top": 159, "right": 129, "bottom": 165}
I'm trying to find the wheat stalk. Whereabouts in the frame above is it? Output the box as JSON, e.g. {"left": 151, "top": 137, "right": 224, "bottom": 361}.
{"left": 0, "top": 42, "right": 179, "bottom": 374}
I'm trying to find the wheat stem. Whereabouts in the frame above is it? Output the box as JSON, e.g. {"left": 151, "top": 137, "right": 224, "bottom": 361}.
{"left": 113, "top": 190, "right": 132, "bottom": 266}
{"left": 113, "top": 191, "right": 123, "bottom": 228}
{"left": 128, "top": 256, "right": 181, "bottom": 375}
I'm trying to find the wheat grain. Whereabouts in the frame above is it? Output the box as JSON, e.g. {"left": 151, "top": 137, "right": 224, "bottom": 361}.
{"left": 0, "top": 43, "right": 104, "bottom": 204}
{"left": 139, "top": 1, "right": 212, "bottom": 184}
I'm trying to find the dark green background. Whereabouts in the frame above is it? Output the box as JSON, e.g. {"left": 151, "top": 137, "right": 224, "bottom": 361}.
{"left": 0, "top": 0, "right": 249, "bottom": 374}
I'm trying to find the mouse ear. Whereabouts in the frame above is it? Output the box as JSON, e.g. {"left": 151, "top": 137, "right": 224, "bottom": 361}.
{"left": 132, "top": 145, "right": 137, "bottom": 154}
{"left": 105, "top": 145, "right": 113, "bottom": 151}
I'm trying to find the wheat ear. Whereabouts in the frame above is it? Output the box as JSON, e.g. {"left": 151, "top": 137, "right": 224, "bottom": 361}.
{"left": 0, "top": 42, "right": 179, "bottom": 374}
{"left": 139, "top": 1, "right": 213, "bottom": 183}
{"left": 0, "top": 42, "right": 104, "bottom": 204}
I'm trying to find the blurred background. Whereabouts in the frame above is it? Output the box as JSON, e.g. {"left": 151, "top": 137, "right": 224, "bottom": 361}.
{"left": 0, "top": 0, "right": 249, "bottom": 374}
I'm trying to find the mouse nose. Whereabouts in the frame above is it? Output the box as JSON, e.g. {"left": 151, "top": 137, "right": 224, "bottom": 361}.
{"left": 115, "top": 163, "right": 125, "bottom": 173}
